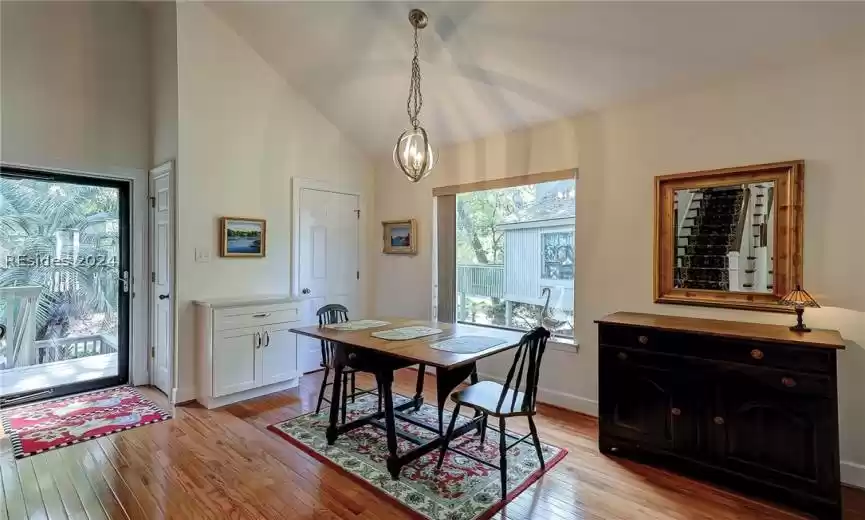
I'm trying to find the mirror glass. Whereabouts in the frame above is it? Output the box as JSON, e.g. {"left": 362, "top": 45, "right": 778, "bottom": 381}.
{"left": 673, "top": 182, "right": 775, "bottom": 292}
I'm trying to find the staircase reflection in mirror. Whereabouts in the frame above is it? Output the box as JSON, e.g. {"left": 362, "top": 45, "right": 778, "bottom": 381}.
{"left": 673, "top": 181, "right": 775, "bottom": 293}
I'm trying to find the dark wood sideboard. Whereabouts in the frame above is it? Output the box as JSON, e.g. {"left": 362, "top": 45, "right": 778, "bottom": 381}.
{"left": 596, "top": 312, "right": 846, "bottom": 519}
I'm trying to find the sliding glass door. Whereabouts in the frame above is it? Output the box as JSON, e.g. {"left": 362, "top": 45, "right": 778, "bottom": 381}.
{"left": 0, "top": 167, "right": 130, "bottom": 406}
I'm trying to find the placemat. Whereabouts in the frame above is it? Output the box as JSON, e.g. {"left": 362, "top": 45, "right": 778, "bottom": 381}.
{"left": 371, "top": 326, "right": 443, "bottom": 341}
{"left": 430, "top": 335, "right": 507, "bottom": 353}
{"left": 324, "top": 320, "right": 390, "bottom": 331}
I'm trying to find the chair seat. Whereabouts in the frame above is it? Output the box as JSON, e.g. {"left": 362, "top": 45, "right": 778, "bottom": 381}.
{"left": 451, "top": 380, "right": 531, "bottom": 416}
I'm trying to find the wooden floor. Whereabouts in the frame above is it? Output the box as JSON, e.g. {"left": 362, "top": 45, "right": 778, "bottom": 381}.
{"left": 2, "top": 369, "right": 864, "bottom": 520}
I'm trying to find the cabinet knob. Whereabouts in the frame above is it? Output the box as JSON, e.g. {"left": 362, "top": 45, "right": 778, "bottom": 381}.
{"left": 671, "top": 407, "right": 682, "bottom": 416}
{"left": 750, "top": 349, "right": 764, "bottom": 360}
{"left": 616, "top": 352, "right": 628, "bottom": 361}
{"left": 348, "top": 353, "right": 357, "bottom": 361}
{"left": 713, "top": 416, "right": 725, "bottom": 425}
{"left": 781, "top": 377, "right": 797, "bottom": 388}
{"left": 637, "top": 335, "right": 649, "bottom": 345}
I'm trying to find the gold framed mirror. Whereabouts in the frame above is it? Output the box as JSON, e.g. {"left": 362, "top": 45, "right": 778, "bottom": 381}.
{"left": 654, "top": 160, "right": 803, "bottom": 312}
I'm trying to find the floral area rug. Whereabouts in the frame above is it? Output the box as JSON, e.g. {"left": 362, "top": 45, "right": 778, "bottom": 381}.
{"left": 268, "top": 393, "right": 567, "bottom": 520}
{"left": 1, "top": 386, "right": 171, "bottom": 458}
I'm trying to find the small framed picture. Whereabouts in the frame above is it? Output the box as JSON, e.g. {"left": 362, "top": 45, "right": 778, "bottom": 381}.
{"left": 382, "top": 219, "right": 417, "bottom": 255}
{"left": 220, "top": 217, "right": 266, "bottom": 257}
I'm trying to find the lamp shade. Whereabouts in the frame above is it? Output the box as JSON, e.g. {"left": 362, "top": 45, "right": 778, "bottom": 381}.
{"left": 779, "top": 285, "right": 820, "bottom": 308}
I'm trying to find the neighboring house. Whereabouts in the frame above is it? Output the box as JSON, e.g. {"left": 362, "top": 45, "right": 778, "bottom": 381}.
{"left": 456, "top": 186, "right": 575, "bottom": 335}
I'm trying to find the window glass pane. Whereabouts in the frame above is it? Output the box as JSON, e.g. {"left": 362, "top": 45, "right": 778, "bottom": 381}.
{"left": 542, "top": 231, "right": 574, "bottom": 280}
{"left": 455, "top": 179, "right": 575, "bottom": 339}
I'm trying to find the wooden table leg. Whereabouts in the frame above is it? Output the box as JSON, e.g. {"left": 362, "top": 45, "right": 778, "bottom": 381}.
{"left": 377, "top": 369, "right": 401, "bottom": 480}
{"left": 325, "top": 346, "right": 345, "bottom": 446}
{"left": 413, "top": 364, "right": 426, "bottom": 411}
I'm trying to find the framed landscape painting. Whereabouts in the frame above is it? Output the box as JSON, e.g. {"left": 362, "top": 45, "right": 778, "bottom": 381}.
{"left": 220, "top": 217, "right": 266, "bottom": 257}
{"left": 382, "top": 219, "right": 417, "bottom": 255}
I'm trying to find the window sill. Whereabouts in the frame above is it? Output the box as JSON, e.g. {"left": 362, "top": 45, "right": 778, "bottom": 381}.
{"left": 548, "top": 337, "right": 579, "bottom": 353}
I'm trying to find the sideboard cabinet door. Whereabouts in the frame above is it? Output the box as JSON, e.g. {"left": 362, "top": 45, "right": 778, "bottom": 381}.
{"left": 599, "top": 347, "right": 677, "bottom": 451}
{"left": 711, "top": 378, "right": 835, "bottom": 495}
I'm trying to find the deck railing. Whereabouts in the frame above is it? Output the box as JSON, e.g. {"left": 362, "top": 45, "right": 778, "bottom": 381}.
{"left": 34, "top": 334, "right": 118, "bottom": 364}
{"left": 457, "top": 264, "right": 505, "bottom": 299}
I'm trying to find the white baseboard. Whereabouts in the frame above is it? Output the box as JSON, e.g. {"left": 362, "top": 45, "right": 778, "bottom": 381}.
{"left": 172, "top": 386, "right": 196, "bottom": 405}
{"left": 196, "top": 378, "right": 299, "bottom": 409}
{"left": 842, "top": 460, "right": 865, "bottom": 489}
{"left": 477, "top": 371, "right": 598, "bottom": 417}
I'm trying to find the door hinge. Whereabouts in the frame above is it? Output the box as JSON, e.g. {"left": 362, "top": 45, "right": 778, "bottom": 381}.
{"left": 356, "top": 270, "right": 360, "bottom": 280}
{"left": 150, "top": 346, "right": 155, "bottom": 358}
{"left": 150, "top": 196, "right": 155, "bottom": 208}
{"left": 354, "top": 209, "right": 360, "bottom": 219}
{"left": 151, "top": 272, "right": 156, "bottom": 283}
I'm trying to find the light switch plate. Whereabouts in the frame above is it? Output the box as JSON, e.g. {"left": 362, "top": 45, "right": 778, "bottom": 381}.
{"left": 195, "top": 248, "right": 211, "bottom": 263}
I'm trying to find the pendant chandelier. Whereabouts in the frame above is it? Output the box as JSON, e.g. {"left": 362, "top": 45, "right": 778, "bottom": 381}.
{"left": 393, "top": 9, "right": 435, "bottom": 183}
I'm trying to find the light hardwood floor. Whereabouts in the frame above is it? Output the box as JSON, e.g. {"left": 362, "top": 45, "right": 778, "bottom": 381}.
{"left": 2, "top": 369, "right": 864, "bottom": 519}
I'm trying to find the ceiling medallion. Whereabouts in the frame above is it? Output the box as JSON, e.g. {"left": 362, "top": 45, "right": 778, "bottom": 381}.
{"left": 393, "top": 9, "right": 435, "bottom": 183}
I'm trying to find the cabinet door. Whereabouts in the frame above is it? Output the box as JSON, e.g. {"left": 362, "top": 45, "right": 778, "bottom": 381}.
{"left": 712, "top": 378, "right": 835, "bottom": 494}
{"left": 213, "top": 327, "right": 259, "bottom": 397}
{"left": 260, "top": 323, "right": 299, "bottom": 385}
{"left": 599, "top": 347, "right": 677, "bottom": 451}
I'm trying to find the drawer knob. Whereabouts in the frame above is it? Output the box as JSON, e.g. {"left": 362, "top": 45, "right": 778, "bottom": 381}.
{"left": 617, "top": 352, "right": 628, "bottom": 361}
{"left": 750, "top": 349, "right": 764, "bottom": 360}
{"left": 671, "top": 407, "right": 682, "bottom": 417}
{"left": 637, "top": 335, "right": 649, "bottom": 345}
{"left": 348, "top": 353, "right": 358, "bottom": 361}
{"left": 781, "top": 377, "right": 797, "bottom": 388}
{"left": 713, "top": 416, "right": 725, "bottom": 426}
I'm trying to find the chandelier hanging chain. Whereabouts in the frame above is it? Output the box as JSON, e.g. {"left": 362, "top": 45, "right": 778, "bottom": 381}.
{"left": 406, "top": 23, "right": 423, "bottom": 130}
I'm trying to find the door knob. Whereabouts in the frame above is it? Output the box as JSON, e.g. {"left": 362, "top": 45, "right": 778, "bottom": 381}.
{"left": 302, "top": 288, "right": 311, "bottom": 295}
{"left": 158, "top": 294, "right": 170, "bottom": 300}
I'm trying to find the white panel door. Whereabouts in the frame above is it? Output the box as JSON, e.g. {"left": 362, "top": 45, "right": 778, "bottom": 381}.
{"left": 260, "top": 323, "right": 299, "bottom": 385}
{"left": 296, "top": 187, "right": 359, "bottom": 373}
{"left": 149, "top": 163, "right": 173, "bottom": 397}
{"left": 298, "top": 188, "right": 332, "bottom": 299}
{"left": 213, "top": 327, "right": 258, "bottom": 397}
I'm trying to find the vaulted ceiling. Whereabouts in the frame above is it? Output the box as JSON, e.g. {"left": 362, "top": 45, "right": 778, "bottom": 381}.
{"left": 207, "top": 1, "right": 865, "bottom": 158}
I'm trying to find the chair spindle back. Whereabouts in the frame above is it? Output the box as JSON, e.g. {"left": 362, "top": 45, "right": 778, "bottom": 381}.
{"left": 496, "top": 326, "right": 550, "bottom": 414}
{"left": 316, "top": 304, "right": 349, "bottom": 366}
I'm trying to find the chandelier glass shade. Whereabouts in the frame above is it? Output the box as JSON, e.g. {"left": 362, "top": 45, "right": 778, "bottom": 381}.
{"left": 394, "top": 9, "right": 435, "bottom": 183}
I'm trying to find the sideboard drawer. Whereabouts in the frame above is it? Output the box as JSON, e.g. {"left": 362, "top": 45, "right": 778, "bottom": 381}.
{"left": 214, "top": 306, "right": 301, "bottom": 331}
{"left": 599, "top": 324, "right": 833, "bottom": 374}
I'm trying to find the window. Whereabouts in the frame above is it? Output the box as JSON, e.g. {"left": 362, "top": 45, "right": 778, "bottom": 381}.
{"left": 541, "top": 231, "right": 574, "bottom": 280}
{"left": 447, "top": 177, "right": 576, "bottom": 339}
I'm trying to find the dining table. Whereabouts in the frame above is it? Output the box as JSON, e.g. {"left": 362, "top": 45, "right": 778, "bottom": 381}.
{"left": 290, "top": 317, "right": 527, "bottom": 480}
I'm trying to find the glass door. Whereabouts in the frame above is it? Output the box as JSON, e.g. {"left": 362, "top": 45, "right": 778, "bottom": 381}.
{"left": 0, "top": 166, "right": 130, "bottom": 406}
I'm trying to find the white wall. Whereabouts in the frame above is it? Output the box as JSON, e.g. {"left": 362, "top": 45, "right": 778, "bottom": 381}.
{"left": 373, "top": 45, "right": 865, "bottom": 485}
{"left": 0, "top": 1, "right": 151, "bottom": 385}
{"left": 150, "top": 2, "right": 178, "bottom": 168}
{"left": 174, "top": 3, "right": 375, "bottom": 401}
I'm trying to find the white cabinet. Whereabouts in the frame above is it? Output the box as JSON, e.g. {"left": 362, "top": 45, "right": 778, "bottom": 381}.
{"left": 196, "top": 297, "right": 304, "bottom": 409}
{"left": 260, "top": 323, "right": 298, "bottom": 386}
{"left": 213, "top": 326, "right": 259, "bottom": 397}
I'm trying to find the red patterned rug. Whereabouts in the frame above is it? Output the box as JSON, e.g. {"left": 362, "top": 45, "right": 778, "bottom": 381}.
{"left": 269, "top": 393, "right": 567, "bottom": 520}
{"left": 0, "top": 386, "right": 171, "bottom": 458}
